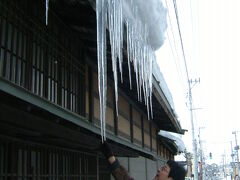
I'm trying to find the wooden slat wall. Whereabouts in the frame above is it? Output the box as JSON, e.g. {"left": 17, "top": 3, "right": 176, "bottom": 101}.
{"left": 118, "top": 95, "right": 130, "bottom": 140}
{"left": 0, "top": 0, "right": 86, "bottom": 117}
{"left": 144, "top": 117, "right": 150, "bottom": 149}
{"left": 0, "top": 136, "right": 110, "bottom": 179}
{"left": 132, "top": 108, "right": 142, "bottom": 146}
{"left": 106, "top": 106, "right": 114, "bottom": 129}
{"left": 106, "top": 86, "right": 114, "bottom": 131}
{"left": 85, "top": 65, "right": 90, "bottom": 119}
{"left": 151, "top": 124, "right": 157, "bottom": 152}
{"left": 93, "top": 72, "right": 115, "bottom": 132}
{"left": 118, "top": 115, "right": 130, "bottom": 140}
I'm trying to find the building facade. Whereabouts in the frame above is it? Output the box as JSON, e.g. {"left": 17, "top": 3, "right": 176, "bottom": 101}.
{"left": 0, "top": 0, "right": 184, "bottom": 179}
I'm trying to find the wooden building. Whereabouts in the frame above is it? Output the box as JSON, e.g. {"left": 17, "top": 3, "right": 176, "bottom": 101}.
{"left": 0, "top": 0, "right": 184, "bottom": 179}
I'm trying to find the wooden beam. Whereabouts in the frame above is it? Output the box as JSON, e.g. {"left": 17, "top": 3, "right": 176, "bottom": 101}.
{"left": 114, "top": 88, "right": 118, "bottom": 136}
{"left": 141, "top": 115, "right": 144, "bottom": 148}
{"left": 130, "top": 104, "right": 133, "bottom": 143}
{"left": 150, "top": 121, "right": 152, "bottom": 151}
{"left": 88, "top": 65, "right": 93, "bottom": 123}
{"left": 156, "top": 131, "right": 159, "bottom": 156}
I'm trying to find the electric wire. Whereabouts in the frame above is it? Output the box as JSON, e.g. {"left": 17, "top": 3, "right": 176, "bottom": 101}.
{"left": 190, "top": 0, "right": 201, "bottom": 77}
{"left": 166, "top": 31, "right": 187, "bottom": 99}
{"left": 165, "top": 0, "right": 182, "bottom": 69}
{"left": 189, "top": 0, "right": 194, "bottom": 43}
{"left": 164, "top": 0, "right": 188, "bottom": 96}
{"left": 172, "top": 0, "right": 190, "bottom": 83}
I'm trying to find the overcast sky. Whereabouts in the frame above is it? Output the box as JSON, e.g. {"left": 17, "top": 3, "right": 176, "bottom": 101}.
{"left": 156, "top": 0, "right": 240, "bottom": 164}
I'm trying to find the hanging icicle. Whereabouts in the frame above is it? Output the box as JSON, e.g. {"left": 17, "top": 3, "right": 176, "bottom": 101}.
{"left": 96, "top": 0, "right": 156, "bottom": 141}
{"left": 125, "top": 3, "right": 154, "bottom": 120}
{"left": 45, "top": 0, "right": 49, "bottom": 26}
{"left": 96, "top": 0, "right": 107, "bottom": 142}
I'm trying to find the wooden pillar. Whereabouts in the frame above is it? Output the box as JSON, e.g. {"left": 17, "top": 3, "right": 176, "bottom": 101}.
{"left": 88, "top": 66, "right": 94, "bottom": 123}
{"left": 130, "top": 104, "right": 133, "bottom": 143}
{"left": 141, "top": 115, "right": 144, "bottom": 148}
{"left": 114, "top": 91, "right": 118, "bottom": 136}
{"left": 150, "top": 121, "right": 152, "bottom": 151}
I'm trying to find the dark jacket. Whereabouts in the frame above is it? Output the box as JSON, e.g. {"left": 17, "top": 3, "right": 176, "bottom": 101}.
{"left": 109, "top": 159, "right": 134, "bottom": 180}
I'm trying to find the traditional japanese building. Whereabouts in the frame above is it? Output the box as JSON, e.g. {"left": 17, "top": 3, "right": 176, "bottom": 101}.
{"left": 0, "top": 0, "right": 185, "bottom": 179}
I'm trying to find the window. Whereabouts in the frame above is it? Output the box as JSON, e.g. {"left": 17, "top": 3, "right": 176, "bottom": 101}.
{"left": 0, "top": 136, "right": 110, "bottom": 180}
{"left": 0, "top": 0, "right": 86, "bottom": 117}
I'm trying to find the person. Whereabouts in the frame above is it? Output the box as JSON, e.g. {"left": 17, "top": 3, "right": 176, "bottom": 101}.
{"left": 100, "top": 141, "right": 133, "bottom": 180}
{"left": 154, "top": 160, "right": 186, "bottom": 180}
{"left": 99, "top": 142, "right": 186, "bottom": 180}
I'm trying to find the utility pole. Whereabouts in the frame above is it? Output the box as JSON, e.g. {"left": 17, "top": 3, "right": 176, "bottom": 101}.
{"left": 232, "top": 131, "right": 240, "bottom": 177}
{"left": 230, "top": 141, "right": 235, "bottom": 180}
{"left": 221, "top": 152, "right": 228, "bottom": 180}
{"left": 199, "top": 127, "right": 205, "bottom": 180}
{"left": 188, "top": 78, "right": 200, "bottom": 180}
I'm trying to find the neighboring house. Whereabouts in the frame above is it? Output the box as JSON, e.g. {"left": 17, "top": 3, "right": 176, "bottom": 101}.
{"left": 0, "top": 0, "right": 184, "bottom": 179}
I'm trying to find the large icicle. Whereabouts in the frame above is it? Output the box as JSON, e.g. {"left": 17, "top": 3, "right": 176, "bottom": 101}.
{"left": 126, "top": 20, "right": 132, "bottom": 89}
{"left": 107, "top": 0, "right": 124, "bottom": 116}
{"left": 96, "top": 0, "right": 157, "bottom": 141}
{"left": 125, "top": 2, "right": 154, "bottom": 120}
{"left": 96, "top": 0, "right": 107, "bottom": 142}
{"left": 45, "top": 0, "right": 49, "bottom": 26}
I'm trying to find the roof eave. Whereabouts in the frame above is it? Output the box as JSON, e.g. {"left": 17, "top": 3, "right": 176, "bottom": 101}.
{"left": 152, "top": 76, "right": 184, "bottom": 134}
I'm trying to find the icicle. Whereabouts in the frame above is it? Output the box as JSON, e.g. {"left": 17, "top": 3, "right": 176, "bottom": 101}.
{"left": 45, "top": 0, "right": 49, "bottom": 26}
{"left": 118, "top": 0, "right": 123, "bottom": 83}
{"left": 108, "top": 0, "right": 118, "bottom": 116}
{"left": 150, "top": 54, "right": 154, "bottom": 119}
{"left": 103, "top": 35, "right": 107, "bottom": 141}
{"left": 107, "top": 0, "right": 125, "bottom": 116}
{"left": 96, "top": 0, "right": 157, "bottom": 141}
{"left": 126, "top": 20, "right": 132, "bottom": 89}
{"left": 146, "top": 94, "right": 150, "bottom": 120}
{"left": 96, "top": 0, "right": 107, "bottom": 142}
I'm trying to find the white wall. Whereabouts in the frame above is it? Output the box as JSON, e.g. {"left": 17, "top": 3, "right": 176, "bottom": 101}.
{"left": 129, "top": 157, "right": 146, "bottom": 180}
{"left": 146, "top": 159, "right": 158, "bottom": 180}
{"left": 115, "top": 156, "right": 161, "bottom": 180}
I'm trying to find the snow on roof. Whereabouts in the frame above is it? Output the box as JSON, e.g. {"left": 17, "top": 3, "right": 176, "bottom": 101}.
{"left": 122, "top": 0, "right": 167, "bottom": 50}
{"left": 159, "top": 130, "right": 186, "bottom": 153}
{"left": 152, "top": 58, "right": 175, "bottom": 111}
{"left": 122, "top": 0, "right": 176, "bottom": 111}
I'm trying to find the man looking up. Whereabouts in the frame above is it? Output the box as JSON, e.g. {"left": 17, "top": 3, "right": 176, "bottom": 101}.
{"left": 100, "top": 142, "right": 186, "bottom": 180}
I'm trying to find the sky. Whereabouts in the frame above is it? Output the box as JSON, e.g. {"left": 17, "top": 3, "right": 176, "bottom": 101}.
{"left": 156, "top": 0, "right": 240, "bottom": 164}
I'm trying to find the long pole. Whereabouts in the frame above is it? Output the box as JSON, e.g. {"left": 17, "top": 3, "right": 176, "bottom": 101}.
{"left": 230, "top": 141, "right": 235, "bottom": 179}
{"left": 199, "top": 127, "right": 205, "bottom": 180}
{"left": 234, "top": 132, "right": 239, "bottom": 164}
{"left": 222, "top": 153, "right": 226, "bottom": 179}
{"left": 172, "top": 0, "right": 198, "bottom": 177}
{"left": 188, "top": 80, "right": 198, "bottom": 180}
{"left": 233, "top": 131, "right": 240, "bottom": 175}
{"left": 199, "top": 129, "right": 202, "bottom": 180}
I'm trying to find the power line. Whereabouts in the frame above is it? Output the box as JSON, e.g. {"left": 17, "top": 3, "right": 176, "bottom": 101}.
{"left": 190, "top": 0, "right": 201, "bottom": 78}
{"left": 164, "top": 0, "right": 188, "bottom": 98}
{"left": 165, "top": 0, "right": 187, "bottom": 86}
{"left": 189, "top": 0, "right": 194, "bottom": 43}
{"left": 165, "top": 0, "right": 181, "bottom": 62}
{"left": 166, "top": 30, "right": 186, "bottom": 95}
{"left": 172, "top": 0, "right": 190, "bottom": 81}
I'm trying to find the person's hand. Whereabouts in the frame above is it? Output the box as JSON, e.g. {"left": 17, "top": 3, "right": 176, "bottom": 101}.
{"left": 99, "top": 141, "right": 114, "bottom": 159}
